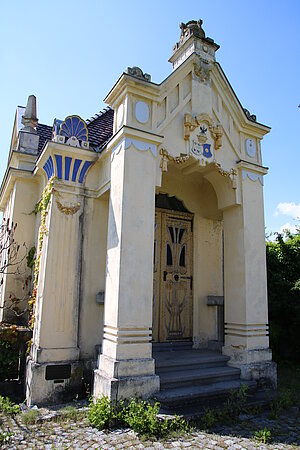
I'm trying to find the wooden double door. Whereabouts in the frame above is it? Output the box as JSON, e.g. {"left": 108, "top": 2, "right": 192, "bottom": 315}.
{"left": 152, "top": 209, "right": 193, "bottom": 342}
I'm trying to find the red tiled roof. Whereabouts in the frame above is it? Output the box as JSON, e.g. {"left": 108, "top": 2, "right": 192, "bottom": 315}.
{"left": 86, "top": 108, "right": 114, "bottom": 149}
{"left": 37, "top": 123, "right": 53, "bottom": 152}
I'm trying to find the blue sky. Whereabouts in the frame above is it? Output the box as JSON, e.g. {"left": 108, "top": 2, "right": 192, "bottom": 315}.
{"left": 0, "top": 0, "right": 299, "bottom": 234}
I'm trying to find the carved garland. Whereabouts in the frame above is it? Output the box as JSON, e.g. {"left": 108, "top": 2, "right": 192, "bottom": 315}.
{"left": 160, "top": 148, "right": 237, "bottom": 189}
{"left": 160, "top": 148, "right": 191, "bottom": 172}
{"left": 54, "top": 193, "right": 81, "bottom": 215}
{"left": 211, "top": 162, "right": 237, "bottom": 189}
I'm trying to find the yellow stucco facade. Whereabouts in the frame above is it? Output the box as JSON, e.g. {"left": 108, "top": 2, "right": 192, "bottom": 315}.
{"left": 0, "top": 20, "right": 276, "bottom": 406}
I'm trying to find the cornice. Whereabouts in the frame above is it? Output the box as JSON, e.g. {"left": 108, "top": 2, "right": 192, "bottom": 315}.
{"left": 0, "top": 167, "right": 35, "bottom": 211}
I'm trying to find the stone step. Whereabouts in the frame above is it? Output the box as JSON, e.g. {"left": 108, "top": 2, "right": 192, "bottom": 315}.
{"left": 152, "top": 341, "right": 193, "bottom": 352}
{"left": 155, "top": 379, "right": 257, "bottom": 409}
{"left": 158, "top": 366, "right": 241, "bottom": 389}
{"left": 154, "top": 350, "right": 230, "bottom": 372}
{"left": 159, "top": 388, "right": 275, "bottom": 417}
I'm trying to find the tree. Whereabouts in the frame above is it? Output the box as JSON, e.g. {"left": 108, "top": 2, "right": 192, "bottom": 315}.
{"left": 0, "top": 218, "right": 29, "bottom": 323}
{"left": 266, "top": 225, "right": 300, "bottom": 361}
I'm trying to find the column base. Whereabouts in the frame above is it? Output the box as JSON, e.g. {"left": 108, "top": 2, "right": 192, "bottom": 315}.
{"left": 222, "top": 345, "right": 277, "bottom": 389}
{"left": 93, "top": 354, "right": 160, "bottom": 401}
{"left": 26, "top": 357, "right": 83, "bottom": 406}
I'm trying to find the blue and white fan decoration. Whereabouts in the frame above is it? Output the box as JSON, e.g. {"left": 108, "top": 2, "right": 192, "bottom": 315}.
{"left": 44, "top": 115, "right": 93, "bottom": 184}
{"left": 60, "top": 115, "right": 88, "bottom": 142}
{"left": 52, "top": 115, "right": 89, "bottom": 149}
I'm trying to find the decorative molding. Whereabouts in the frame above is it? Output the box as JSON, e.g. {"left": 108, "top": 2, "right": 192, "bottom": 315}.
{"left": 243, "top": 108, "right": 257, "bottom": 123}
{"left": 112, "top": 137, "right": 157, "bottom": 159}
{"left": 43, "top": 154, "right": 93, "bottom": 184}
{"left": 242, "top": 170, "right": 263, "bottom": 185}
{"left": 193, "top": 55, "right": 211, "bottom": 83}
{"left": 225, "top": 323, "right": 268, "bottom": 338}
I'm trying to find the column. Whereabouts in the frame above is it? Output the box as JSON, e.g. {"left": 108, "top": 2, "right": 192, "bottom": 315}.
{"left": 93, "top": 137, "right": 160, "bottom": 401}
{"left": 222, "top": 172, "right": 277, "bottom": 387}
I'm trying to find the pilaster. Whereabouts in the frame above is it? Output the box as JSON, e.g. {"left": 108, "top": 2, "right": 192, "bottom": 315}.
{"left": 93, "top": 130, "right": 161, "bottom": 401}
{"left": 26, "top": 140, "right": 96, "bottom": 406}
{"left": 222, "top": 165, "right": 276, "bottom": 387}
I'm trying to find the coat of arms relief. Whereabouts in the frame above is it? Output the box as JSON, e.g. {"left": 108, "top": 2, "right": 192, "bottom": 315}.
{"left": 184, "top": 113, "right": 223, "bottom": 166}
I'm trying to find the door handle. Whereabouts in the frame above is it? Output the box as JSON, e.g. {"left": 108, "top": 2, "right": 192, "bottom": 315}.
{"left": 163, "top": 270, "right": 167, "bottom": 281}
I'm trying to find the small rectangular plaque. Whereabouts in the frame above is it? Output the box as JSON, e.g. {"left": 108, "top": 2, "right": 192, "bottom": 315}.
{"left": 45, "top": 364, "right": 71, "bottom": 380}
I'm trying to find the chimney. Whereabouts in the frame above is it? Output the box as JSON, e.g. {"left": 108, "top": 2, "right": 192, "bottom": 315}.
{"left": 21, "top": 95, "right": 38, "bottom": 133}
{"left": 169, "top": 19, "right": 220, "bottom": 71}
{"left": 18, "top": 95, "right": 40, "bottom": 155}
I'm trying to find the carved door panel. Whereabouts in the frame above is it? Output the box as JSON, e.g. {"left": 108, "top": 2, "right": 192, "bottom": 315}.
{"left": 152, "top": 210, "right": 193, "bottom": 342}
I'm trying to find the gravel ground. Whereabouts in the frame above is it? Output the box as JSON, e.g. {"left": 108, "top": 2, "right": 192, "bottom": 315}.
{"left": 1, "top": 403, "right": 299, "bottom": 449}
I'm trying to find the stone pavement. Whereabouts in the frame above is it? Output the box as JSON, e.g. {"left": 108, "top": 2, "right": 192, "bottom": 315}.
{"left": 1, "top": 404, "right": 299, "bottom": 449}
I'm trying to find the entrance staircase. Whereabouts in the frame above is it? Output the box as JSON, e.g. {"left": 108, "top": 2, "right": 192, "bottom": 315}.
{"left": 153, "top": 342, "right": 257, "bottom": 414}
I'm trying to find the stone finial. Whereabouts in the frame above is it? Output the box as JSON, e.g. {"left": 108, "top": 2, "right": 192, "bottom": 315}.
{"left": 125, "top": 66, "right": 151, "bottom": 82}
{"left": 21, "top": 95, "right": 38, "bottom": 133}
{"left": 179, "top": 19, "right": 205, "bottom": 42}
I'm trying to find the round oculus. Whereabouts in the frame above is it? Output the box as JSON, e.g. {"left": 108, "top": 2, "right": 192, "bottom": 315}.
{"left": 135, "top": 101, "right": 149, "bottom": 124}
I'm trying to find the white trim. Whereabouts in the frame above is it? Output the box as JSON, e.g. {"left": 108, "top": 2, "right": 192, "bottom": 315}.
{"left": 242, "top": 170, "right": 263, "bottom": 185}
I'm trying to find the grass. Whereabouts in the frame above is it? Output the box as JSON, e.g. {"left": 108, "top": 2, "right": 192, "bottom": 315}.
{"left": 21, "top": 409, "right": 40, "bottom": 425}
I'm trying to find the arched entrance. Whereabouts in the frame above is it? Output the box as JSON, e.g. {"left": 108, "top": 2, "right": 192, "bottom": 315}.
{"left": 153, "top": 194, "right": 193, "bottom": 342}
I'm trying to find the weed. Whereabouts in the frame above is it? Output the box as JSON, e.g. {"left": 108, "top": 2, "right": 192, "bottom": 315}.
{"left": 254, "top": 427, "right": 272, "bottom": 444}
{"left": 59, "top": 406, "right": 86, "bottom": 422}
{"left": 201, "top": 408, "right": 217, "bottom": 429}
{"left": 0, "top": 431, "right": 13, "bottom": 444}
{"left": 21, "top": 409, "right": 40, "bottom": 425}
{"left": 269, "top": 387, "right": 294, "bottom": 419}
{"left": 0, "top": 396, "right": 20, "bottom": 415}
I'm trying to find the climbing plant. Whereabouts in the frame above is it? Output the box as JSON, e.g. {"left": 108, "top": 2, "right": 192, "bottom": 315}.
{"left": 28, "top": 177, "right": 55, "bottom": 330}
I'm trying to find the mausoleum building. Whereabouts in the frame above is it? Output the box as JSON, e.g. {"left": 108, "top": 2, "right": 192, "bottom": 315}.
{"left": 0, "top": 20, "right": 276, "bottom": 406}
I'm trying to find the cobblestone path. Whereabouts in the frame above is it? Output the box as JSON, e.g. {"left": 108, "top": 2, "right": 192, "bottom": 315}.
{"left": 1, "top": 406, "right": 299, "bottom": 449}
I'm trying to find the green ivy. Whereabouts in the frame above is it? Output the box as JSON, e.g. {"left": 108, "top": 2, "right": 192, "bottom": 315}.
{"left": 26, "top": 246, "right": 36, "bottom": 269}
{"left": 28, "top": 177, "right": 55, "bottom": 330}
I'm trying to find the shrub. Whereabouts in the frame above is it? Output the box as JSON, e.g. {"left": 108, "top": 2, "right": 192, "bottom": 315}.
{"left": 88, "top": 396, "right": 115, "bottom": 430}
{"left": 88, "top": 396, "right": 188, "bottom": 437}
{"left": 0, "top": 396, "right": 20, "bottom": 415}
